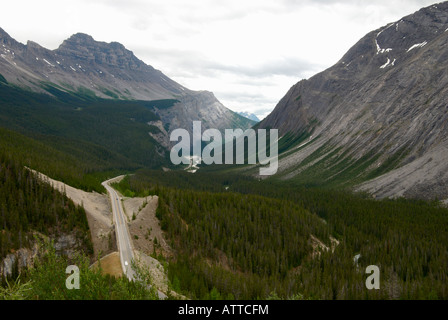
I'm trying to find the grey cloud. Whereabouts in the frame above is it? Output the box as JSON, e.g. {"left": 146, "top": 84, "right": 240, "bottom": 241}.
{"left": 133, "top": 46, "right": 284, "bottom": 102}
{"left": 217, "top": 58, "right": 321, "bottom": 78}
{"left": 134, "top": 44, "right": 320, "bottom": 79}
{"left": 281, "top": 0, "right": 438, "bottom": 6}
{"left": 217, "top": 91, "right": 277, "bottom": 103}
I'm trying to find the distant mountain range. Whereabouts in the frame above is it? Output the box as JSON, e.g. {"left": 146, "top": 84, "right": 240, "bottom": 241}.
{"left": 0, "top": 28, "right": 255, "bottom": 138}
{"left": 237, "top": 112, "right": 260, "bottom": 122}
{"left": 0, "top": 28, "right": 255, "bottom": 188}
{"left": 258, "top": 2, "right": 448, "bottom": 200}
{"left": 2, "top": 2, "right": 448, "bottom": 201}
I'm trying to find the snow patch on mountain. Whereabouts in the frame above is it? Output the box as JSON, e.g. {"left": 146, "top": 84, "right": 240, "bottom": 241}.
{"left": 407, "top": 41, "right": 428, "bottom": 52}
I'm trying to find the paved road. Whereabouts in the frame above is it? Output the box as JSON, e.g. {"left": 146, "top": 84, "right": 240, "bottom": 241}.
{"left": 102, "top": 176, "right": 167, "bottom": 299}
{"left": 102, "top": 176, "right": 136, "bottom": 281}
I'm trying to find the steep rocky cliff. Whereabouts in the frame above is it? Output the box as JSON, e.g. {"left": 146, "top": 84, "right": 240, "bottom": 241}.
{"left": 258, "top": 2, "right": 448, "bottom": 200}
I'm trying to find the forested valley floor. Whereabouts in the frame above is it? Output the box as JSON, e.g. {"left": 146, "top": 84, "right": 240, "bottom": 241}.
{"left": 113, "top": 170, "right": 448, "bottom": 300}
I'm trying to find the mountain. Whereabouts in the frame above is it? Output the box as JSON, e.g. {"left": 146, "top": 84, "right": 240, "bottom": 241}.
{"left": 237, "top": 112, "right": 260, "bottom": 122}
{"left": 0, "top": 29, "right": 254, "bottom": 136}
{"left": 258, "top": 2, "right": 448, "bottom": 200}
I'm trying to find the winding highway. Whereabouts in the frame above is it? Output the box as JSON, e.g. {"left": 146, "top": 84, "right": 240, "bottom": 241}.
{"left": 102, "top": 176, "right": 167, "bottom": 299}
{"left": 102, "top": 176, "right": 136, "bottom": 281}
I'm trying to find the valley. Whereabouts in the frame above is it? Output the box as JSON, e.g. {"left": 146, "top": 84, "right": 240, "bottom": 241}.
{"left": 1, "top": 1, "right": 448, "bottom": 302}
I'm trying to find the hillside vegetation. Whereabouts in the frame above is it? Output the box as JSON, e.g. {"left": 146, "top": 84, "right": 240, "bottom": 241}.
{"left": 0, "top": 82, "right": 174, "bottom": 192}
{"left": 116, "top": 170, "right": 448, "bottom": 299}
{"left": 1, "top": 240, "right": 159, "bottom": 300}
{"left": 0, "top": 150, "right": 92, "bottom": 281}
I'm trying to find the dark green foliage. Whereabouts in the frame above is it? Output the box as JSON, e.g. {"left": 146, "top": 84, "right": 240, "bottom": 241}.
{"left": 157, "top": 188, "right": 328, "bottom": 299}
{"left": 0, "top": 153, "right": 92, "bottom": 262}
{"left": 364, "top": 145, "right": 410, "bottom": 180}
{"left": 277, "top": 130, "right": 311, "bottom": 155}
{"left": 121, "top": 170, "right": 448, "bottom": 300}
{"left": 0, "top": 83, "right": 173, "bottom": 191}
{"left": 140, "top": 99, "right": 180, "bottom": 110}
{"left": 0, "top": 127, "right": 130, "bottom": 193}
{"left": 275, "top": 139, "right": 410, "bottom": 189}
{"left": 1, "top": 77, "right": 446, "bottom": 300}
{"left": 99, "top": 87, "right": 119, "bottom": 99}
{"left": 0, "top": 74, "right": 7, "bottom": 84}
{"left": 1, "top": 240, "right": 158, "bottom": 300}
{"left": 147, "top": 125, "right": 162, "bottom": 134}
{"left": 76, "top": 86, "right": 98, "bottom": 100}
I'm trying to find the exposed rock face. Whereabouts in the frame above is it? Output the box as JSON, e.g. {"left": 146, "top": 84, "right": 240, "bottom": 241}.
{"left": 0, "top": 233, "right": 84, "bottom": 279}
{"left": 0, "top": 29, "right": 254, "bottom": 135}
{"left": 53, "top": 233, "right": 84, "bottom": 257}
{"left": 0, "top": 245, "right": 39, "bottom": 279}
{"left": 0, "top": 29, "right": 185, "bottom": 99}
{"left": 154, "top": 90, "right": 251, "bottom": 135}
{"left": 258, "top": 3, "right": 448, "bottom": 200}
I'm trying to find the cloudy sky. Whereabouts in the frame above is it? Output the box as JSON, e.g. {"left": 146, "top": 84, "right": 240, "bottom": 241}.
{"left": 2, "top": 0, "right": 440, "bottom": 119}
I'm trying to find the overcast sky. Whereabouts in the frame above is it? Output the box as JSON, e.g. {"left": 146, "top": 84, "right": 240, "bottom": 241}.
{"left": 2, "top": 0, "right": 441, "bottom": 119}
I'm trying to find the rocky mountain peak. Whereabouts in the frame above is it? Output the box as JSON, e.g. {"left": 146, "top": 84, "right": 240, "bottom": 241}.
{"left": 258, "top": 2, "right": 448, "bottom": 200}
{"left": 66, "top": 32, "right": 95, "bottom": 43}
{"left": 338, "top": 2, "right": 448, "bottom": 76}
{"left": 0, "top": 27, "right": 21, "bottom": 48}
{"left": 0, "top": 27, "right": 11, "bottom": 39}
{"left": 26, "top": 40, "right": 46, "bottom": 50}
{"left": 0, "top": 26, "right": 254, "bottom": 140}
{"left": 56, "top": 32, "right": 142, "bottom": 70}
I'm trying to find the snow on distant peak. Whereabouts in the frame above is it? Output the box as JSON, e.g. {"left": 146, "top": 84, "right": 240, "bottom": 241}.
{"left": 376, "top": 39, "right": 382, "bottom": 54}
{"left": 380, "top": 58, "right": 391, "bottom": 69}
{"left": 43, "top": 59, "right": 55, "bottom": 67}
{"left": 407, "top": 41, "right": 428, "bottom": 53}
{"left": 376, "top": 44, "right": 393, "bottom": 54}
{"left": 375, "top": 23, "right": 396, "bottom": 55}
{"left": 380, "top": 57, "right": 396, "bottom": 69}
{"left": 376, "top": 23, "right": 394, "bottom": 38}
{"left": 237, "top": 112, "right": 260, "bottom": 122}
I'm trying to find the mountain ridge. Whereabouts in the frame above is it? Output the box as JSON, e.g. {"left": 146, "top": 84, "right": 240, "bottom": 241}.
{"left": 0, "top": 28, "right": 254, "bottom": 136}
{"left": 258, "top": 2, "right": 448, "bottom": 200}
{"left": 0, "top": 27, "right": 186, "bottom": 99}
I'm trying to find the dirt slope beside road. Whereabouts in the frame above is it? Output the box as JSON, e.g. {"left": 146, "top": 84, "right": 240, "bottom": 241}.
{"left": 31, "top": 170, "right": 116, "bottom": 259}
{"left": 126, "top": 195, "right": 172, "bottom": 258}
